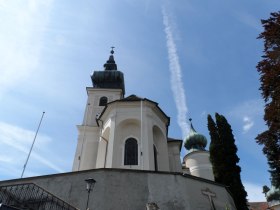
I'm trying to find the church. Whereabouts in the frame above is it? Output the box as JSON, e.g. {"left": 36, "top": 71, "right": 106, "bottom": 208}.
{"left": 0, "top": 50, "right": 237, "bottom": 210}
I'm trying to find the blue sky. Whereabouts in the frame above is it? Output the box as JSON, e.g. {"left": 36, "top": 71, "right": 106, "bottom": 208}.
{"left": 0, "top": 0, "right": 279, "bottom": 202}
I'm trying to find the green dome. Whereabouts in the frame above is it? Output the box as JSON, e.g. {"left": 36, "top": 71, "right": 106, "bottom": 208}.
{"left": 184, "top": 122, "right": 207, "bottom": 151}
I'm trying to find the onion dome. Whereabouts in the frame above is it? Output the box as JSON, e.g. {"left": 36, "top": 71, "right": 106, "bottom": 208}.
{"left": 184, "top": 119, "right": 207, "bottom": 151}
{"left": 91, "top": 47, "right": 125, "bottom": 95}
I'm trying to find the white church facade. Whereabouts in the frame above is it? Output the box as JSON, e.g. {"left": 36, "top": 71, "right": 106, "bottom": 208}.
{"left": 72, "top": 49, "right": 182, "bottom": 173}
{"left": 0, "top": 50, "right": 237, "bottom": 210}
{"left": 72, "top": 49, "right": 214, "bottom": 180}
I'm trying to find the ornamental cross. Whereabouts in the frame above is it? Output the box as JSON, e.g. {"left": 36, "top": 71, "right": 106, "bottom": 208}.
{"left": 110, "top": 46, "right": 115, "bottom": 54}
{"left": 201, "top": 188, "right": 216, "bottom": 210}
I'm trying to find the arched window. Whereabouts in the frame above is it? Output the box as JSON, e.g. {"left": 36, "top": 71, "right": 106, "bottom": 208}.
{"left": 124, "top": 138, "right": 138, "bottom": 165}
{"left": 99, "top": 96, "right": 108, "bottom": 106}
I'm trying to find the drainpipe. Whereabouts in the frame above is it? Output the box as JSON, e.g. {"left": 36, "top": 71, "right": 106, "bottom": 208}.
{"left": 101, "top": 136, "right": 108, "bottom": 168}
{"left": 96, "top": 118, "right": 108, "bottom": 168}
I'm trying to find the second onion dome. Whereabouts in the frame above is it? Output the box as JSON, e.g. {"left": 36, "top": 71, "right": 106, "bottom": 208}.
{"left": 184, "top": 119, "right": 207, "bottom": 152}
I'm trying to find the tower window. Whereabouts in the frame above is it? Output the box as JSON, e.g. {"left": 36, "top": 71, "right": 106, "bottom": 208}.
{"left": 99, "top": 96, "right": 108, "bottom": 106}
{"left": 124, "top": 138, "right": 138, "bottom": 165}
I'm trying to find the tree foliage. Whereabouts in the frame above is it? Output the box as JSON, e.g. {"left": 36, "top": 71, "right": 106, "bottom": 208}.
{"left": 256, "top": 11, "right": 280, "bottom": 188}
{"left": 207, "top": 113, "right": 248, "bottom": 210}
{"left": 207, "top": 115, "right": 224, "bottom": 183}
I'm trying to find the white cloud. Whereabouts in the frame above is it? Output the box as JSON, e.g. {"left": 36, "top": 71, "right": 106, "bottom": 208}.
{"left": 243, "top": 116, "right": 254, "bottom": 133}
{"left": 0, "top": 121, "right": 64, "bottom": 178}
{"left": 0, "top": 155, "right": 13, "bottom": 163}
{"left": 234, "top": 11, "right": 262, "bottom": 32}
{"left": 0, "top": 0, "right": 53, "bottom": 97}
{"left": 244, "top": 182, "right": 266, "bottom": 202}
{"left": 162, "top": 6, "right": 189, "bottom": 139}
{"left": 229, "top": 99, "right": 264, "bottom": 134}
{"left": 200, "top": 111, "right": 207, "bottom": 118}
{"left": 229, "top": 99, "right": 264, "bottom": 117}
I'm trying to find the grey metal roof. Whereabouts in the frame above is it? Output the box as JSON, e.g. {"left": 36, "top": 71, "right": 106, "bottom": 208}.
{"left": 98, "top": 94, "right": 170, "bottom": 127}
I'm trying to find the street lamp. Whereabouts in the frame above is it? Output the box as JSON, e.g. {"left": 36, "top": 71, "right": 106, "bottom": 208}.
{"left": 85, "top": 178, "right": 96, "bottom": 210}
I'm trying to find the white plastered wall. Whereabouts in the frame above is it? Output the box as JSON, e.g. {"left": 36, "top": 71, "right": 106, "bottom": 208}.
{"left": 184, "top": 151, "right": 214, "bottom": 181}
{"left": 114, "top": 119, "right": 141, "bottom": 169}
{"left": 72, "top": 88, "right": 122, "bottom": 171}
{"left": 167, "top": 142, "right": 182, "bottom": 172}
{"left": 83, "top": 88, "right": 123, "bottom": 126}
{"left": 152, "top": 125, "right": 170, "bottom": 171}
{"left": 96, "top": 101, "right": 171, "bottom": 171}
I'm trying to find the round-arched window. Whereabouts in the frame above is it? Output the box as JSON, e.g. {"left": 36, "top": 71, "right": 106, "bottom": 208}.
{"left": 124, "top": 138, "right": 138, "bottom": 165}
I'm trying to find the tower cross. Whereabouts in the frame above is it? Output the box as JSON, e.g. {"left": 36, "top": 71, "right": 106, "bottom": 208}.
{"left": 111, "top": 46, "right": 115, "bottom": 54}
{"left": 201, "top": 188, "right": 216, "bottom": 210}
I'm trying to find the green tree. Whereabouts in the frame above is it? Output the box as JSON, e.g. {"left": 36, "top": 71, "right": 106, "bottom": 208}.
{"left": 207, "top": 114, "right": 224, "bottom": 183}
{"left": 207, "top": 113, "right": 248, "bottom": 210}
{"left": 256, "top": 11, "right": 280, "bottom": 188}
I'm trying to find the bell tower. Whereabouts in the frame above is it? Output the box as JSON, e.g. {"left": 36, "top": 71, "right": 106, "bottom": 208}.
{"left": 72, "top": 48, "right": 125, "bottom": 171}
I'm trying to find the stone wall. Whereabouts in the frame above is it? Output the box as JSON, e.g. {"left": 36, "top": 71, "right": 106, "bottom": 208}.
{"left": 0, "top": 169, "right": 236, "bottom": 210}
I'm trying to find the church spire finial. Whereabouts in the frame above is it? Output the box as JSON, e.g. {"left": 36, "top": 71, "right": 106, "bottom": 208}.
{"left": 104, "top": 46, "right": 117, "bottom": 70}
{"left": 111, "top": 46, "right": 115, "bottom": 55}
{"left": 189, "top": 118, "right": 196, "bottom": 132}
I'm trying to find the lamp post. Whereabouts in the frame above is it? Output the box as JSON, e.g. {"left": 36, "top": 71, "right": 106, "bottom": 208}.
{"left": 85, "top": 178, "right": 96, "bottom": 210}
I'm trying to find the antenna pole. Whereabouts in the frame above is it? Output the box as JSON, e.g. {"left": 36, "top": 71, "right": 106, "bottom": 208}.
{"left": 21, "top": 111, "right": 45, "bottom": 178}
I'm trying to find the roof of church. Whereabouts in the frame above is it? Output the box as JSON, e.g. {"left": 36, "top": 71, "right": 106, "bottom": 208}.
{"left": 248, "top": 202, "right": 268, "bottom": 210}
{"left": 118, "top": 94, "right": 160, "bottom": 105}
{"left": 119, "top": 94, "right": 143, "bottom": 101}
{"left": 98, "top": 94, "right": 170, "bottom": 126}
{"left": 167, "top": 137, "right": 182, "bottom": 142}
{"left": 91, "top": 48, "right": 125, "bottom": 95}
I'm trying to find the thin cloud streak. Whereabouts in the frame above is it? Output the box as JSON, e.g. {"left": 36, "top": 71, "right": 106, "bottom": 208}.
{"left": 234, "top": 11, "right": 262, "bottom": 32}
{"left": 0, "top": 121, "right": 64, "bottom": 175}
{"left": 162, "top": 7, "right": 189, "bottom": 138}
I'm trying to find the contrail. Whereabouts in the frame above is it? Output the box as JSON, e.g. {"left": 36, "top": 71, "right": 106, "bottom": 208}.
{"left": 162, "top": 7, "right": 189, "bottom": 139}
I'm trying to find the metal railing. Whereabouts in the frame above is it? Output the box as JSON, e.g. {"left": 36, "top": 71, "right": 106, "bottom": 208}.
{"left": 0, "top": 183, "right": 79, "bottom": 210}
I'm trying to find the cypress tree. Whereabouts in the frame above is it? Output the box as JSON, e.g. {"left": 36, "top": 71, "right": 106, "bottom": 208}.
{"left": 207, "top": 114, "right": 224, "bottom": 183}
{"left": 207, "top": 113, "right": 248, "bottom": 210}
